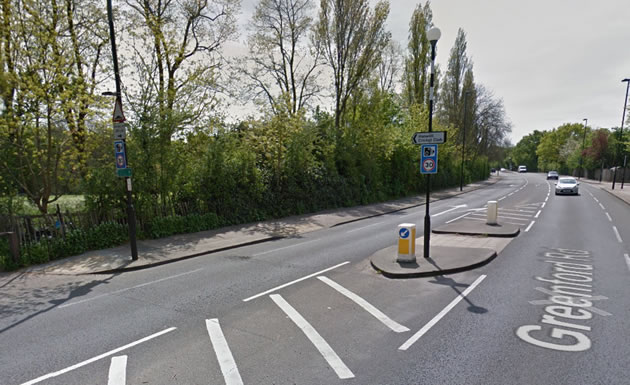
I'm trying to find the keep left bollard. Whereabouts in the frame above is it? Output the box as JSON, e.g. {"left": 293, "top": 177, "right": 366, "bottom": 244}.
{"left": 396, "top": 223, "right": 416, "bottom": 263}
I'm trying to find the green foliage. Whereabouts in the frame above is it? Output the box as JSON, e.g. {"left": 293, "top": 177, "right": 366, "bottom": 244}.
{"left": 148, "top": 213, "right": 221, "bottom": 239}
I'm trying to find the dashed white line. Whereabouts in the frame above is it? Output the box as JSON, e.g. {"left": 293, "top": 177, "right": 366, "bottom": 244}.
{"left": 107, "top": 356, "right": 127, "bottom": 385}
{"left": 445, "top": 213, "right": 470, "bottom": 224}
{"left": 624, "top": 254, "right": 630, "bottom": 272}
{"left": 544, "top": 197, "right": 549, "bottom": 202}
{"left": 59, "top": 268, "right": 204, "bottom": 309}
{"left": 399, "top": 275, "right": 487, "bottom": 351}
{"left": 593, "top": 197, "right": 600, "bottom": 203}
{"left": 605, "top": 212, "right": 612, "bottom": 222}
{"left": 206, "top": 319, "right": 244, "bottom": 385}
{"left": 253, "top": 239, "right": 319, "bottom": 256}
{"left": 317, "top": 276, "right": 409, "bottom": 333}
{"left": 270, "top": 294, "right": 355, "bottom": 379}
{"left": 599, "top": 203, "right": 606, "bottom": 210}
{"left": 541, "top": 202, "right": 546, "bottom": 208}
{"left": 525, "top": 221, "right": 535, "bottom": 232}
{"left": 498, "top": 197, "right": 506, "bottom": 201}
{"left": 612, "top": 226, "right": 623, "bottom": 243}
{"left": 346, "top": 221, "right": 383, "bottom": 234}
{"left": 20, "top": 328, "right": 176, "bottom": 385}
{"left": 534, "top": 210, "right": 541, "bottom": 219}
{"left": 243, "top": 262, "right": 350, "bottom": 302}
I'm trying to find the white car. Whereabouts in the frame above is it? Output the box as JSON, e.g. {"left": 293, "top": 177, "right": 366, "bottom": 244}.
{"left": 555, "top": 177, "right": 579, "bottom": 195}
{"left": 518, "top": 165, "right": 527, "bottom": 173}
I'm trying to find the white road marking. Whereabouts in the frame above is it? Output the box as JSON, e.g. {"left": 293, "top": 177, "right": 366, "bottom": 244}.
{"left": 20, "top": 328, "right": 176, "bottom": 385}
{"left": 107, "top": 356, "right": 127, "bottom": 385}
{"left": 59, "top": 268, "right": 204, "bottom": 309}
{"left": 243, "top": 262, "right": 350, "bottom": 302}
{"left": 497, "top": 208, "right": 536, "bottom": 214}
{"left": 507, "top": 193, "right": 514, "bottom": 196}
{"left": 270, "top": 294, "right": 354, "bottom": 379}
{"left": 612, "top": 226, "right": 623, "bottom": 243}
{"left": 496, "top": 211, "right": 535, "bottom": 217}
{"left": 535, "top": 210, "right": 541, "bottom": 219}
{"left": 399, "top": 275, "right": 487, "bottom": 351}
{"left": 599, "top": 203, "right": 606, "bottom": 210}
{"left": 541, "top": 202, "right": 546, "bottom": 208}
{"left": 206, "top": 319, "right": 244, "bottom": 385}
{"left": 317, "top": 276, "right": 409, "bottom": 333}
{"left": 624, "top": 254, "right": 630, "bottom": 272}
{"left": 605, "top": 212, "right": 612, "bottom": 222}
{"left": 346, "top": 221, "right": 383, "bottom": 234}
{"left": 498, "top": 197, "right": 506, "bottom": 201}
{"left": 525, "top": 221, "right": 535, "bottom": 232}
{"left": 468, "top": 214, "right": 529, "bottom": 222}
{"left": 593, "top": 197, "right": 600, "bottom": 203}
{"left": 432, "top": 204, "right": 468, "bottom": 217}
{"left": 445, "top": 213, "right": 470, "bottom": 224}
{"left": 544, "top": 197, "right": 549, "bottom": 202}
{"left": 253, "top": 239, "right": 319, "bottom": 256}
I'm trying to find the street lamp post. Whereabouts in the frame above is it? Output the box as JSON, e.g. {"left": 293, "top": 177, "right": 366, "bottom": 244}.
{"left": 423, "top": 27, "right": 440, "bottom": 260}
{"left": 620, "top": 79, "right": 630, "bottom": 189}
{"left": 460, "top": 91, "right": 471, "bottom": 191}
{"left": 612, "top": 79, "right": 630, "bottom": 190}
{"left": 578, "top": 118, "right": 587, "bottom": 179}
{"left": 107, "top": 0, "right": 138, "bottom": 260}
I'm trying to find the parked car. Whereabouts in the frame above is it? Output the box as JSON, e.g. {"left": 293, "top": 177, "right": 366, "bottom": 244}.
{"left": 555, "top": 177, "right": 579, "bottom": 195}
{"left": 518, "top": 165, "right": 527, "bottom": 173}
{"left": 547, "top": 171, "right": 559, "bottom": 180}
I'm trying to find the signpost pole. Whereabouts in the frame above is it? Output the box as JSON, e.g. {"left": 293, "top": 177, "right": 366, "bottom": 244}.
{"left": 107, "top": 0, "right": 137, "bottom": 261}
{"left": 424, "top": 29, "right": 440, "bottom": 260}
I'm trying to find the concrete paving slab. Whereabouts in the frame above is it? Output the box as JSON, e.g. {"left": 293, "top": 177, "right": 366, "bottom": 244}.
{"left": 432, "top": 221, "right": 520, "bottom": 237}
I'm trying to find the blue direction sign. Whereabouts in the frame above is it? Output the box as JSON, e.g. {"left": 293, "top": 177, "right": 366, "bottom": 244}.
{"left": 114, "top": 140, "right": 127, "bottom": 170}
{"left": 421, "top": 144, "right": 438, "bottom": 174}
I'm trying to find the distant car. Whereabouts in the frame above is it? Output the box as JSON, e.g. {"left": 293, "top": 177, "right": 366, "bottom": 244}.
{"left": 555, "top": 177, "right": 579, "bottom": 195}
{"left": 547, "top": 171, "right": 559, "bottom": 180}
{"left": 500, "top": 168, "right": 506, "bottom": 172}
{"left": 518, "top": 165, "right": 527, "bottom": 173}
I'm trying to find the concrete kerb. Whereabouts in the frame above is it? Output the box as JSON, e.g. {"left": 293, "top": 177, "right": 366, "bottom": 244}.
{"left": 579, "top": 178, "right": 630, "bottom": 206}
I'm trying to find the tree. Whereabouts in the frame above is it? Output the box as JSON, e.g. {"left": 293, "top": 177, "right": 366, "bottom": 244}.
{"left": 377, "top": 40, "right": 402, "bottom": 94}
{"left": 439, "top": 28, "right": 470, "bottom": 128}
{"left": 512, "top": 130, "right": 543, "bottom": 171}
{"left": 402, "top": 1, "right": 432, "bottom": 107}
{"left": 536, "top": 123, "right": 582, "bottom": 171}
{"left": 239, "top": 0, "right": 321, "bottom": 115}
{"left": 315, "top": 0, "right": 390, "bottom": 131}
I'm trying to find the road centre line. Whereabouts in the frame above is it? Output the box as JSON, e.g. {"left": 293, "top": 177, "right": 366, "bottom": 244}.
{"left": 599, "top": 203, "right": 606, "bottom": 210}
{"left": 346, "top": 221, "right": 383, "bottom": 234}
{"left": 317, "top": 276, "right": 409, "bottom": 333}
{"left": 535, "top": 210, "right": 541, "bottom": 218}
{"left": 525, "top": 221, "right": 535, "bottom": 232}
{"left": 399, "top": 275, "right": 487, "bottom": 351}
{"left": 242, "top": 262, "right": 350, "bottom": 302}
{"left": 593, "top": 197, "right": 599, "bottom": 203}
{"left": 605, "top": 212, "right": 612, "bottom": 222}
{"left": 612, "top": 226, "right": 623, "bottom": 243}
{"left": 107, "top": 356, "right": 127, "bottom": 385}
{"left": 253, "top": 238, "right": 320, "bottom": 256}
{"left": 20, "top": 327, "right": 176, "bottom": 385}
{"left": 59, "top": 268, "right": 205, "bottom": 309}
{"left": 270, "top": 294, "right": 355, "bottom": 379}
{"left": 625, "top": 254, "right": 630, "bottom": 272}
{"left": 445, "top": 213, "right": 470, "bottom": 224}
{"left": 206, "top": 319, "right": 244, "bottom": 385}
{"left": 541, "top": 202, "right": 546, "bottom": 208}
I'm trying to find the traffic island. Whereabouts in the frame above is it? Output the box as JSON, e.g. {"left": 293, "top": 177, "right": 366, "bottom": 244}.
{"left": 370, "top": 243, "right": 497, "bottom": 278}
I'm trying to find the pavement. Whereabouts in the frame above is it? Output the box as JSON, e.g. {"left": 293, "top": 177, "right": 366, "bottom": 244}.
{"left": 16, "top": 173, "right": 630, "bottom": 278}
{"left": 579, "top": 177, "right": 630, "bottom": 205}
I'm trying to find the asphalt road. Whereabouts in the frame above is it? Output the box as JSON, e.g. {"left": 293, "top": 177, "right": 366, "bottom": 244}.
{"left": 1, "top": 172, "right": 629, "bottom": 385}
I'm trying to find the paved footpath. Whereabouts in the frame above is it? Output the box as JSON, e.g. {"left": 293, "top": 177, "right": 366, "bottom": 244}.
{"left": 9, "top": 177, "right": 504, "bottom": 275}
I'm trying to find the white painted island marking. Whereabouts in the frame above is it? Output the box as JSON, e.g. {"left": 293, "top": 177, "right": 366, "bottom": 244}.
{"left": 399, "top": 275, "right": 487, "bottom": 351}
{"left": 317, "top": 276, "right": 409, "bottom": 333}
{"left": 525, "top": 221, "right": 535, "bottom": 232}
{"left": 445, "top": 213, "right": 470, "bottom": 224}
{"left": 21, "top": 327, "right": 176, "bottom": 385}
{"left": 206, "top": 319, "right": 244, "bottom": 385}
{"left": 270, "top": 294, "right": 354, "bottom": 379}
{"left": 107, "top": 356, "right": 127, "bottom": 385}
{"left": 253, "top": 238, "right": 319, "bottom": 256}
{"left": 432, "top": 204, "right": 468, "bottom": 217}
{"left": 243, "top": 262, "right": 349, "bottom": 302}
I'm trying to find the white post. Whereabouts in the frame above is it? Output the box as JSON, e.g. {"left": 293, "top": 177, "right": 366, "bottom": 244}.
{"left": 487, "top": 201, "right": 498, "bottom": 225}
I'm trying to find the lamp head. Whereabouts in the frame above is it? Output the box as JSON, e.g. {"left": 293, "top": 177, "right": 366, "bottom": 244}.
{"left": 427, "top": 27, "right": 441, "bottom": 43}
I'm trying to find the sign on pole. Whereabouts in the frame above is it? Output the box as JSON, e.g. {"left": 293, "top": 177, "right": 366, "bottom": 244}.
{"left": 421, "top": 144, "right": 438, "bottom": 174}
{"left": 113, "top": 122, "right": 127, "bottom": 139}
{"left": 412, "top": 131, "right": 446, "bottom": 145}
{"left": 114, "top": 140, "right": 127, "bottom": 170}
{"left": 112, "top": 98, "right": 125, "bottom": 123}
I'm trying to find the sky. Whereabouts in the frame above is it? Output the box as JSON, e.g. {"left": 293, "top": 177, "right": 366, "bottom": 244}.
{"left": 229, "top": 0, "right": 630, "bottom": 144}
